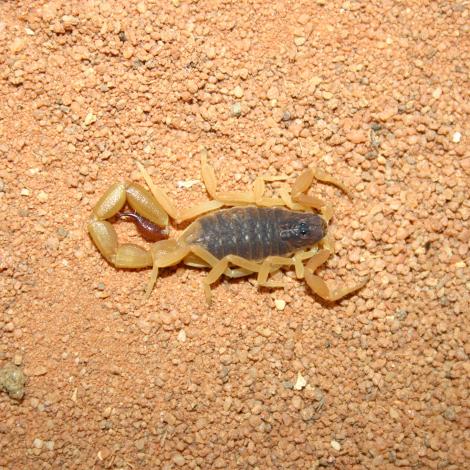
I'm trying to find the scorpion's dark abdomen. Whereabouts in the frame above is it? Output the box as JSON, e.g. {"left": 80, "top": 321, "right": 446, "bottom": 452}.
{"left": 192, "top": 206, "right": 326, "bottom": 260}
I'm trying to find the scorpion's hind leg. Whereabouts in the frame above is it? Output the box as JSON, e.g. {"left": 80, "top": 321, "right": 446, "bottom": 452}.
{"left": 303, "top": 249, "right": 368, "bottom": 301}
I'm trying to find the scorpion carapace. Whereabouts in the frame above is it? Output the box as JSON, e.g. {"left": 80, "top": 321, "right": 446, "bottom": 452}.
{"left": 88, "top": 151, "right": 368, "bottom": 303}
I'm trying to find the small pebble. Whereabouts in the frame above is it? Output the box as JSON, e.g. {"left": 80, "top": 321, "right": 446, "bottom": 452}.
{"left": 177, "top": 329, "right": 187, "bottom": 342}
{"left": 44, "top": 441, "right": 54, "bottom": 451}
{"left": 134, "top": 438, "right": 146, "bottom": 450}
{"left": 10, "top": 37, "right": 27, "bottom": 53}
{"left": 231, "top": 102, "right": 242, "bottom": 117}
{"left": 214, "top": 458, "right": 226, "bottom": 468}
{"left": 432, "top": 87, "right": 442, "bottom": 99}
{"left": 177, "top": 179, "right": 200, "bottom": 189}
{"left": 28, "top": 366, "right": 47, "bottom": 376}
{"left": 172, "top": 454, "right": 186, "bottom": 466}
{"left": 136, "top": 2, "right": 147, "bottom": 13}
{"left": 274, "top": 299, "right": 286, "bottom": 311}
{"left": 331, "top": 440, "right": 342, "bottom": 451}
{"left": 37, "top": 191, "right": 48, "bottom": 202}
{"left": 97, "top": 448, "right": 111, "bottom": 461}
{"left": 122, "top": 45, "right": 134, "bottom": 59}
{"left": 452, "top": 131, "right": 461, "bottom": 143}
{"left": 379, "top": 107, "right": 397, "bottom": 121}
{"left": 292, "top": 395, "right": 303, "bottom": 409}
{"left": 45, "top": 237, "right": 60, "bottom": 251}
{"left": 233, "top": 86, "right": 244, "bottom": 98}
{"left": 267, "top": 86, "right": 279, "bottom": 100}
{"left": 346, "top": 130, "right": 367, "bottom": 144}
{"left": 32, "top": 438, "right": 43, "bottom": 449}
{"left": 293, "top": 372, "right": 307, "bottom": 390}
{"left": 0, "top": 363, "right": 26, "bottom": 400}
{"left": 84, "top": 112, "right": 96, "bottom": 126}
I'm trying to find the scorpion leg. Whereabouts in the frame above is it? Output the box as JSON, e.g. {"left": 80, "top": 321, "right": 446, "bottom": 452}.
{"left": 201, "top": 151, "right": 254, "bottom": 204}
{"left": 304, "top": 249, "right": 368, "bottom": 301}
{"left": 257, "top": 249, "right": 323, "bottom": 287}
{"left": 143, "top": 240, "right": 190, "bottom": 297}
{"left": 189, "top": 245, "right": 264, "bottom": 278}
{"left": 311, "top": 168, "right": 350, "bottom": 197}
{"left": 257, "top": 256, "right": 294, "bottom": 287}
{"left": 292, "top": 168, "right": 350, "bottom": 200}
{"left": 291, "top": 168, "right": 332, "bottom": 219}
{"left": 139, "top": 150, "right": 290, "bottom": 225}
{"left": 204, "top": 255, "right": 262, "bottom": 303}
{"left": 292, "top": 248, "right": 320, "bottom": 278}
{"left": 291, "top": 167, "right": 351, "bottom": 220}
{"left": 137, "top": 161, "right": 224, "bottom": 224}
{"left": 190, "top": 246, "right": 261, "bottom": 303}
{"left": 277, "top": 186, "right": 310, "bottom": 211}
{"left": 321, "top": 233, "right": 336, "bottom": 254}
{"left": 201, "top": 150, "right": 286, "bottom": 207}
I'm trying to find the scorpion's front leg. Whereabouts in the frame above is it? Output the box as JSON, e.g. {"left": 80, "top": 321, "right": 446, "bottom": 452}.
{"left": 88, "top": 182, "right": 168, "bottom": 268}
{"left": 304, "top": 249, "right": 368, "bottom": 301}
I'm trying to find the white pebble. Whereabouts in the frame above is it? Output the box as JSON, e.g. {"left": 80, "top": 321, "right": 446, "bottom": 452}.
{"left": 452, "top": 131, "right": 461, "bottom": 143}
{"left": 33, "top": 438, "right": 44, "bottom": 449}
{"left": 37, "top": 191, "right": 48, "bottom": 202}
{"left": 177, "top": 329, "right": 186, "bottom": 342}
{"left": 83, "top": 112, "right": 96, "bottom": 126}
{"left": 432, "top": 87, "right": 442, "bottom": 99}
{"left": 331, "top": 440, "right": 341, "bottom": 451}
{"left": 274, "top": 299, "right": 286, "bottom": 311}
{"left": 45, "top": 441, "right": 55, "bottom": 451}
{"left": 177, "top": 179, "right": 200, "bottom": 189}
{"left": 233, "top": 86, "right": 244, "bottom": 98}
{"left": 293, "top": 372, "right": 307, "bottom": 390}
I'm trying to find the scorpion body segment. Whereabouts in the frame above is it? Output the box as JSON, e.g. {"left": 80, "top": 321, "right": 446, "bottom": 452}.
{"left": 183, "top": 206, "right": 327, "bottom": 260}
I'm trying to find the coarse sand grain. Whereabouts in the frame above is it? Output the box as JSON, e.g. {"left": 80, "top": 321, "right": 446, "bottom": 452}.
{"left": 0, "top": 1, "right": 468, "bottom": 469}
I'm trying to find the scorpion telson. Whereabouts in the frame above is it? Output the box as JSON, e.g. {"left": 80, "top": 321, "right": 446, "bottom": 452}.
{"left": 115, "top": 210, "right": 169, "bottom": 242}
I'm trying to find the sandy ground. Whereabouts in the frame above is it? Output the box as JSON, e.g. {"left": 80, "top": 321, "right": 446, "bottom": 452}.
{"left": 0, "top": 1, "right": 469, "bottom": 469}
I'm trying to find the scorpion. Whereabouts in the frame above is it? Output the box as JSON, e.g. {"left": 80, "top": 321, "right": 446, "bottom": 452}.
{"left": 88, "top": 151, "right": 367, "bottom": 303}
